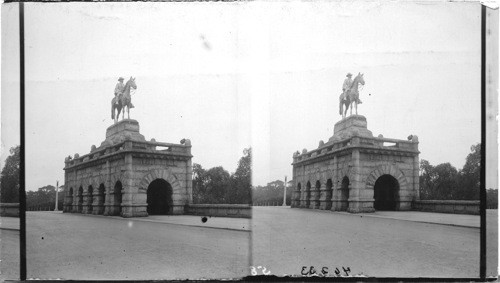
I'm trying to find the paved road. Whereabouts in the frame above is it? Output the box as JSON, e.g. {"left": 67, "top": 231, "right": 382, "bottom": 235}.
{"left": 23, "top": 212, "right": 250, "bottom": 280}
{"left": 252, "top": 207, "right": 495, "bottom": 278}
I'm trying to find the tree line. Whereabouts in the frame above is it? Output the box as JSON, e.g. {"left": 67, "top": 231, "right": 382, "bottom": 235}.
{"left": 0, "top": 143, "right": 497, "bottom": 208}
{"left": 252, "top": 180, "right": 293, "bottom": 206}
{"left": 192, "top": 148, "right": 252, "bottom": 204}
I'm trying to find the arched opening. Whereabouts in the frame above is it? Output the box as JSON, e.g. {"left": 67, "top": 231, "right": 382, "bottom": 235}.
{"left": 113, "top": 181, "right": 123, "bottom": 215}
{"left": 97, "top": 184, "right": 106, "bottom": 215}
{"left": 78, "top": 186, "right": 83, "bottom": 213}
{"left": 305, "top": 181, "right": 311, "bottom": 207}
{"left": 340, "top": 177, "right": 350, "bottom": 211}
{"left": 325, "top": 179, "right": 333, "bottom": 209}
{"left": 68, "top": 187, "right": 73, "bottom": 212}
{"left": 315, "top": 180, "right": 320, "bottom": 190}
{"left": 374, "top": 174, "right": 400, "bottom": 211}
{"left": 147, "top": 179, "right": 173, "bottom": 215}
{"left": 88, "top": 185, "right": 94, "bottom": 213}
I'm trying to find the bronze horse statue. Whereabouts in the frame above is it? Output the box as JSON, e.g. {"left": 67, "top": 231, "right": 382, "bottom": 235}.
{"left": 111, "top": 77, "right": 137, "bottom": 122}
{"left": 339, "top": 73, "right": 365, "bottom": 118}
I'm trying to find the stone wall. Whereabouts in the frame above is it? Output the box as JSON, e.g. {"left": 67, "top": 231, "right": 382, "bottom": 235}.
{"left": 412, "top": 200, "right": 480, "bottom": 215}
{"left": 185, "top": 204, "right": 251, "bottom": 218}
{"left": 0, "top": 203, "right": 19, "bottom": 217}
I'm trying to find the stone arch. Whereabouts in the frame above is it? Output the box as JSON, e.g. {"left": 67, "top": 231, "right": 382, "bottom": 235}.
{"left": 87, "top": 185, "right": 94, "bottom": 213}
{"left": 109, "top": 173, "right": 124, "bottom": 192}
{"left": 77, "top": 186, "right": 84, "bottom": 213}
{"left": 111, "top": 180, "right": 123, "bottom": 216}
{"left": 339, "top": 176, "right": 350, "bottom": 211}
{"left": 96, "top": 183, "right": 106, "bottom": 215}
{"left": 365, "top": 164, "right": 407, "bottom": 211}
{"left": 305, "top": 181, "right": 311, "bottom": 207}
{"left": 338, "top": 165, "right": 355, "bottom": 187}
{"left": 365, "top": 164, "right": 408, "bottom": 192}
{"left": 138, "top": 168, "right": 183, "bottom": 197}
{"left": 373, "top": 174, "right": 400, "bottom": 210}
{"left": 325, "top": 178, "right": 333, "bottom": 204}
{"left": 147, "top": 179, "right": 174, "bottom": 215}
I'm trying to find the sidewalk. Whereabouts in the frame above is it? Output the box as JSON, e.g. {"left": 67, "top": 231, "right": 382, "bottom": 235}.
{"left": 334, "top": 210, "right": 481, "bottom": 228}
{"left": 0, "top": 216, "right": 20, "bottom": 231}
{"left": 107, "top": 214, "right": 251, "bottom": 232}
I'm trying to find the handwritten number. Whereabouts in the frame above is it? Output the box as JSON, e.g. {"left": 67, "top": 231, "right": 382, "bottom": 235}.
{"left": 321, "top": 267, "right": 329, "bottom": 276}
{"left": 309, "top": 266, "right": 316, "bottom": 275}
{"left": 301, "top": 266, "right": 308, "bottom": 276}
{"left": 343, "top": 266, "right": 351, "bottom": 276}
{"left": 334, "top": 267, "right": 341, "bottom": 276}
{"left": 250, "top": 266, "right": 257, "bottom": 276}
{"left": 261, "top": 267, "right": 271, "bottom": 275}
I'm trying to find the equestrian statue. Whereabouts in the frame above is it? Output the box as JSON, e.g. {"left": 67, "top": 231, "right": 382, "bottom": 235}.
{"left": 112, "top": 76, "right": 137, "bottom": 123}
{"left": 339, "top": 72, "right": 365, "bottom": 118}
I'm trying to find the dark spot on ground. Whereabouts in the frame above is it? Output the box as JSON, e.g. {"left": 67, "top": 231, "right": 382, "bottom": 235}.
{"left": 201, "top": 216, "right": 208, "bottom": 223}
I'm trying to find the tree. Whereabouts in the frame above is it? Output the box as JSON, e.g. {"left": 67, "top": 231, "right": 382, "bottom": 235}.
{"left": 192, "top": 148, "right": 252, "bottom": 204}
{"left": 0, "top": 145, "right": 20, "bottom": 203}
{"left": 27, "top": 185, "right": 64, "bottom": 210}
{"left": 486, "top": 189, "right": 498, "bottom": 209}
{"left": 419, "top": 143, "right": 481, "bottom": 200}
{"left": 456, "top": 143, "right": 480, "bottom": 200}
{"left": 227, "top": 148, "right": 252, "bottom": 204}
{"left": 192, "top": 163, "right": 207, "bottom": 204}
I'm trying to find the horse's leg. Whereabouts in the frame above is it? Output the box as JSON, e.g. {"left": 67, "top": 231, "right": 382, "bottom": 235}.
{"left": 127, "top": 106, "right": 130, "bottom": 119}
{"left": 355, "top": 102, "right": 358, "bottom": 115}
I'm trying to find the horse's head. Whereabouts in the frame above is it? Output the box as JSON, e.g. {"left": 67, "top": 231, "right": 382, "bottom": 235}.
{"left": 355, "top": 72, "right": 365, "bottom": 86}
{"left": 127, "top": 77, "right": 137, "bottom": 90}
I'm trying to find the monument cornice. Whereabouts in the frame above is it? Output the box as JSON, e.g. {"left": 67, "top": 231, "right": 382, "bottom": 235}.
{"left": 292, "top": 135, "right": 419, "bottom": 167}
{"left": 64, "top": 141, "right": 192, "bottom": 171}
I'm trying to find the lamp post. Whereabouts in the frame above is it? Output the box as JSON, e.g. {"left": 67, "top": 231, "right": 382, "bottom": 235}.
{"left": 54, "top": 180, "right": 59, "bottom": 211}
{"left": 282, "top": 176, "right": 287, "bottom": 206}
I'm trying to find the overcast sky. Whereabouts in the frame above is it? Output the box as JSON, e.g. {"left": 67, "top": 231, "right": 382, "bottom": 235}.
{"left": 1, "top": 1, "right": 497, "bottom": 191}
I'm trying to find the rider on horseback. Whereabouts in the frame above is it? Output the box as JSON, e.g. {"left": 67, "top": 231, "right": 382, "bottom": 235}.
{"left": 342, "top": 73, "right": 353, "bottom": 102}
{"left": 342, "top": 72, "right": 362, "bottom": 104}
{"left": 114, "top": 77, "right": 125, "bottom": 105}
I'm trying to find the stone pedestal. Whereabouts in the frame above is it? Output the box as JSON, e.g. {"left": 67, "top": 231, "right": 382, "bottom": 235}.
{"left": 329, "top": 115, "right": 373, "bottom": 142}
{"left": 100, "top": 119, "right": 146, "bottom": 147}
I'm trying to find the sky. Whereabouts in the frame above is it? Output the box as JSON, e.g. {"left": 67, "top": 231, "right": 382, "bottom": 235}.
{"left": 0, "top": 1, "right": 498, "bottom": 191}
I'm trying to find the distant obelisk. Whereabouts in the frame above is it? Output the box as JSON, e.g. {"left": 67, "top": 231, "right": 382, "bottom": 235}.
{"left": 54, "top": 180, "right": 59, "bottom": 211}
{"left": 282, "top": 176, "right": 287, "bottom": 206}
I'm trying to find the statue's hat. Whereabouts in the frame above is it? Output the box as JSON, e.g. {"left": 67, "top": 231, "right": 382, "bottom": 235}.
{"left": 118, "top": 77, "right": 124, "bottom": 81}
{"left": 346, "top": 73, "right": 352, "bottom": 77}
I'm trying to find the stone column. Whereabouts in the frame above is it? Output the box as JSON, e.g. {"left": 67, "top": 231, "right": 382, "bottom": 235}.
{"left": 121, "top": 152, "right": 134, "bottom": 217}
{"left": 330, "top": 156, "right": 340, "bottom": 211}
{"left": 309, "top": 182, "right": 320, "bottom": 209}
{"left": 413, "top": 155, "right": 420, "bottom": 201}
{"left": 103, "top": 161, "right": 112, "bottom": 216}
{"left": 81, "top": 189, "right": 91, "bottom": 214}
{"left": 186, "top": 158, "right": 193, "bottom": 204}
{"left": 347, "top": 146, "right": 363, "bottom": 213}
{"left": 319, "top": 183, "right": 332, "bottom": 210}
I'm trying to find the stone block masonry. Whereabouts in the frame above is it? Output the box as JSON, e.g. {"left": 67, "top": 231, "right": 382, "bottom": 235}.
{"left": 291, "top": 115, "right": 420, "bottom": 213}
{"left": 63, "top": 119, "right": 193, "bottom": 218}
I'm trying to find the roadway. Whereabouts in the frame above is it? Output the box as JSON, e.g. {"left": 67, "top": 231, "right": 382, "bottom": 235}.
{"left": 251, "top": 207, "right": 496, "bottom": 278}
{"left": 23, "top": 212, "right": 250, "bottom": 280}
